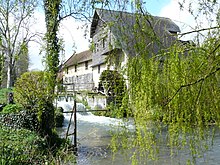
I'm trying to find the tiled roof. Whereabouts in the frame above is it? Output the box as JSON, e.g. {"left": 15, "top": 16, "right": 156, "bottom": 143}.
{"left": 63, "top": 50, "right": 92, "bottom": 68}
{"left": 91, "top": 8, "right": 180, "bottom": 37}
{"left": 90, "top": 9, "right": 181, "bottom": 57}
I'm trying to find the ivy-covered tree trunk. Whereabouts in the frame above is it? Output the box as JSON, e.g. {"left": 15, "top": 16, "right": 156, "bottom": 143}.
{"left": 0, "top": 54, "right": 3, "bottom": 87}
{"left": 43, "top": 0, "right": 61, "bottom": 139}
{"left": 44, "top": 0, "right": 61, "bottom": 93}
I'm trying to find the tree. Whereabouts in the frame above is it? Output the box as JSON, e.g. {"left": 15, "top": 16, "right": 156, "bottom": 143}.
{"left": 0, "top": 0, "right": 37, "bottom": 88}
{"left": 42, "top": 0, "right": 92, "bottom": 141}
{"left": 14, "top": 71, "right": 54, "bottom": 137}
{"left": 41, "top": 0, "right": 219, "bottom": 163}
{"left": 14, "top": 42, "right": 29, "bottom": 82}
{"left": 43, "top": 0, "right": 92, "bottom": 94}
{"left": 42, "top": 0, "right": 220, "bottom": 163}
{"left": 85, "top": 1, "right": 220, "bottom": 164}
{"left": 0, "top": 34, "right": 4, "bottom": 87}
{"left": 43, "top": 0, "right": 61, "bottom": 94}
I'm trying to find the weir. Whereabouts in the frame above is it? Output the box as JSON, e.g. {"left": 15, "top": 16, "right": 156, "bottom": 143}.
{"left": 56, "top": 82, "right": 111, "bottom": 154}
{"left": 63, "top": 99, "right": 108, "bottom": 154}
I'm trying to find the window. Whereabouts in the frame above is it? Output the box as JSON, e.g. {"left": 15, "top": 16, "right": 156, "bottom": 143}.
{"left": 169, "top": 30, "right": 177, "bottom": 35}
{"left": 85, "top": 61, "right": 88, "bottom": 70}
{"left": 66, "top": 67, "right": 69, "bottom": 74}
{"left": 103, "top": 38, "right": 106, "bottom": 48}
{"left": 64, "top": 77, "right": 68, "bottom": 83}
{"left": 75, "top": 65, "right": 77, "bottom": 72}
{"left": 69, "top": 77, "right": 72, "bottom": 83}
{"left": 94, "top": 43, "right": 97, "bottom": 53}
{"left": 95, "top": 42, "right": 99, "bottom": 52}
{"left": 98, "top": 65, "right": 101, "bottom": 74}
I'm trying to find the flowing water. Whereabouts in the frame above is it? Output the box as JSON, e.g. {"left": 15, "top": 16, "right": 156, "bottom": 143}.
{"left": 56, "top": 100, "right": 220, "bottom": 165}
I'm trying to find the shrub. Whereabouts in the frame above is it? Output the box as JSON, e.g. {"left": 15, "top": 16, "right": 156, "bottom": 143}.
{"left": 55, "top": 107, "right": 64, "bottom": 127}
{"left": 98, "top": 70, "right": 126, "bottom": 118}
{"left": 14, "top": 71, "right": 51, "bottom": 110}
{"left": 0, "top": 110, "right": 39, "bottom": 130}
{"left": 98, "top": 70, "right": 125, "bottom": 98}
{"left": 0, "top": 88, "right": 13, "bottom": 104}
{"left": 1, "top": 104, "right": 23, "bottom": 114}
{"left": 14, "top": 71, "right": 55, "bottom": 137}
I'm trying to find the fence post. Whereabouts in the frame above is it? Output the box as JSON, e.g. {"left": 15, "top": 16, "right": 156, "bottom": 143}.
{"left": 73, "top": 96, "right": 77, "bottom": 154}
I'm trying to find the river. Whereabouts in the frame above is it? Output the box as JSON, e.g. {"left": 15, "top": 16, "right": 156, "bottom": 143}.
{"left": 56, "top": 100, "right": 220, "bottom": 165}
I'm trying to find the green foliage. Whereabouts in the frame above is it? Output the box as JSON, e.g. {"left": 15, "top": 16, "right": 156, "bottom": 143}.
{"left": 55, "top": 107, "right": 64, "bottom": 127}
{"left": 14, "top": 71, "right": 50, "bottom": 109}
{"left": 111, "top": 40, "right": 220, "bottom": 164}
{"left": 14, "top": 71, "right": 55, "bottom": 137}
{"left": 89, "top": 41, "right": 96, "bottom": 52}
{"left": 99, "top": 70, "right": 125, "bottom": 96}
{"left": 0, "top": 110, "right": 39, "bottom": 131}
{"left": 98, "top": 70, "right": 129, "bottom": 118}
{"left": 104, "top": 3, "right": 220, "bottom": 163}
{"left": 0, "top": 126, "right": 47, "bottom": 164}
{"left": 1, "top": 104, "right": 22, "bottom": 114}
{"left": 0, "top": 125, "right": 76, "bottom": 164}
{"left": 0, "top": 88, "right": 13, "bottom": 104}
{"left": 44, "top": 0, "right": 62, "bottom": 94}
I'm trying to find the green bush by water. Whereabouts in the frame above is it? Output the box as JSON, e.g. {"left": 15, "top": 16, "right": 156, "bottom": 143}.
{"left": 0, "top": 125, "right": 76, "bottom": 164}
{"left": 1, "top": 104, "right": 23, "bottom": 114}
{"left": 55, "top": 107, "right": 64, "bottom": 127}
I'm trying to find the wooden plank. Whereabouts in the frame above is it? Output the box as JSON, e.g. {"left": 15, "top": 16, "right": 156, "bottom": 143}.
{"left": 63, "top": 109, "right": 108, "bottom": 113}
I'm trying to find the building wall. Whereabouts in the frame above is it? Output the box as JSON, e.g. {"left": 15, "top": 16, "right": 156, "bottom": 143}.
{"left": 92, "top": 63, "right": 107, "bottom": 88}
{"left": 64, "top": 60, "right": 92, "bottom": 77}
{"left": 61, "top": 16, "right": 128, "bottom": 92}
{"left": 86, "top": 95, "right": 107, "bottom": 110}
{"left": 91, "top": 19, "right": 128, "bottom": 89}
{"left": 92, "top": 19, "right": 114, "bottom": 66}
{"left": 63, "top": 60, "right": 94, "bottom": 91}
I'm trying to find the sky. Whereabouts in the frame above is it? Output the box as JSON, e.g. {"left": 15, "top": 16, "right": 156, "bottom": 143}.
{"left": 28, "top": 0, "right": 211, "bottom": 70}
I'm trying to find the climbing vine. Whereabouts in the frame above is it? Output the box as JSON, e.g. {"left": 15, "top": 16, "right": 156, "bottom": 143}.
{"left": 43, "top": 0, "right": 61, "bottom": 94}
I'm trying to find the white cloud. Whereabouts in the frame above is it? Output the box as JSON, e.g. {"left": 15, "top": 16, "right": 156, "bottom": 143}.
{"left": 159, "top": 0, "right": 197, "bottom": 40}
{"left": 159, "top": 0, "right": 219, "bottom": 41}
{"left": 59, "top": 18, "right": 90, "bottom": 61}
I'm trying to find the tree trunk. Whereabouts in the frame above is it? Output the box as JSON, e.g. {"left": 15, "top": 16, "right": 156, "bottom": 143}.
{"left": 6, "top": 62, "right": 12, "bottom": 88}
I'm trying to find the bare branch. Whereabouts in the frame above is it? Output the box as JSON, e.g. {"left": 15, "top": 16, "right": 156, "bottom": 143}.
{"left": 179, "top": 26, "right": 220, "bottom": 37}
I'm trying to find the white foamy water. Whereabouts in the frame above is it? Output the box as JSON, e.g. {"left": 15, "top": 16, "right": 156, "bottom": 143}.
{"left": 56, "top": 100, "right": 134, "bottom": 129}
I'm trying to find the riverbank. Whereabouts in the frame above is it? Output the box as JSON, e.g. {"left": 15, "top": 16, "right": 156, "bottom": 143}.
{"left": 0, "top": 124, "right": 78, "bottom": 164}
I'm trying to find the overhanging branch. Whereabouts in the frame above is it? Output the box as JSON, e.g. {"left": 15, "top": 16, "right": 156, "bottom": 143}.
{"left": 179, "top": 26, "right": 220, "bottom": 37}
{"left": 165, "top": 67, "right": 220, "bottom": 106}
